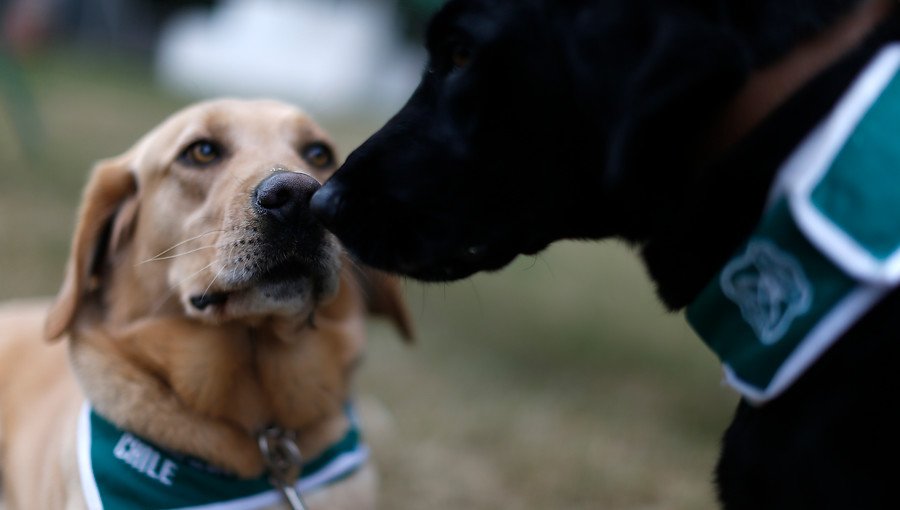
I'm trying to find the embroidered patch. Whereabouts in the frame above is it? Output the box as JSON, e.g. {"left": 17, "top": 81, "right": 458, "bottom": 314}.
{"left": 720, "top": 240, "right": 813, "bottom": 345}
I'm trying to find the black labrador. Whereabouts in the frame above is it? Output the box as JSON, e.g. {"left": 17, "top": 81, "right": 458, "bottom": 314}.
{"left": 311, "top": 0, "right": 900, "bottom": 507}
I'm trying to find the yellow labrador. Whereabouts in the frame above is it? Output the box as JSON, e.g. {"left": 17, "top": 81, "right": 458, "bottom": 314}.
{"left": 0, "top": 99, "right": 411, "bottom": 510}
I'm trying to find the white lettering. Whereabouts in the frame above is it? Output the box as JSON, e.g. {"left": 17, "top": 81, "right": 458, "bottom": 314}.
{"left": 159, "top": 459, "right": 178, "bottom": 486}
{"left": 113, "top": 434, "right": 134, "bottom": 460}
{"left": 134, "top": 443, "right": 152, "bottom": 472}
{"left": 145, "top": 451, "right": 162, "bottom": 481}
{"left": 112, "top": 433, "right": 179, "bottom": 486}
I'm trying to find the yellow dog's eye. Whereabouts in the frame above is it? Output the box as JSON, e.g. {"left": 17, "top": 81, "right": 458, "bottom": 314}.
{"left": 301, "top": 142, "right": 334, "bottom": 169}
{"left": 179, "top": 140, "right": 222, "bottom": 167}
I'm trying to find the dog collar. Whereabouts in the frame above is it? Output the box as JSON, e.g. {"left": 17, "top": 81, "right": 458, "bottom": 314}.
{"left": 76, "top": 403, "right": 368, "bottom": 510}
{"left": 687, "top": 43, "right": 900, "bottom": 404}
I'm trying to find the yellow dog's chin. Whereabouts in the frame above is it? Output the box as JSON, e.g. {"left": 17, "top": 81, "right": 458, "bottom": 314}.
{"left": 180, "top": 273, "right": 336, "bottom": 324}
{"left": 176, "top": 240, "right": 343, "bottom": 324}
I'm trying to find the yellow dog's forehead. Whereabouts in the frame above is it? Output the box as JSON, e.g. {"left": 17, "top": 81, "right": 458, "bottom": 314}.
{"left": 130, "top": 98, "right": 329, "bottom": 173}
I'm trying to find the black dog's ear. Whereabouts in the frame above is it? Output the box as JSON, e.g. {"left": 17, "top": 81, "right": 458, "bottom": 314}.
{"left": 605, "top": 12, "right": 751, "bottom": 189}
{"left": 606, "top": 0, "right": 867, "bottom": 186}
{"left": 723, "top": 0, "right": 869, "bottom": 66}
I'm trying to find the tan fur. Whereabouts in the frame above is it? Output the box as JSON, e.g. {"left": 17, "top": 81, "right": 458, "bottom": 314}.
{"left": 0, "top": 99, "right": 411, "bottom": 510}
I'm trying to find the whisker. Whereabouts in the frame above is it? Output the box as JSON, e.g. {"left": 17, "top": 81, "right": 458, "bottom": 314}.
{"left": 148, "top": 261, "right": 218, "bottom": 315}
{"left": 149, "top": 285, "right": 182, "bottom": 316}
{"left": 136, "top": 244, "right": 218, "bottom": 265}
{"left": 138, "top": 230, "right": 224, "bottom": 265}
{"left": 172, "top": 261, "right": 217, "bottom": 293}
{"left": 201, "top": 265, "right": 227, "bottom": 298}
{"left": 467, "top": 279, "right": 484, "bottom": 316}
{"left": 420, "top": 285, "right": 428, "bottom": 316}
{"left": 537, "top": 254, "right": 555, "bottom": 278}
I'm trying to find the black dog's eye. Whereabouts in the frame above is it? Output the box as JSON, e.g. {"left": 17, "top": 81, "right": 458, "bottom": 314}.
{"left": 179, "top": 140, "right": 222, "bottom": 167}
{"left": 428, "top": 35, "right": 474, "bottom": 75}
{"left": 301, "top": 142, "right": 335, "bottom": 169}
{"left": 450, "top": 43, "right": 472, "bottom": 70}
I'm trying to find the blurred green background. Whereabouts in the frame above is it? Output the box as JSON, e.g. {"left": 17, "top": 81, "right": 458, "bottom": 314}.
{"left": 1, "top": 2, "right": 738, "bottom": 509}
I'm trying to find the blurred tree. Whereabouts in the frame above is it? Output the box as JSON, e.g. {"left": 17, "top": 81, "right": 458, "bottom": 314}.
{"left": 0, "top": 52, "right": 41, "bottom": 163}
{"left": 1, "top": 0, "right": 215, "bottom": 56}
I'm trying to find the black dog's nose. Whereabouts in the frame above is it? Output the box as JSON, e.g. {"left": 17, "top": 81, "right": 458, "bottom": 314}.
{"left": 254, "top": 171, "right": 321, "bottom": 224}
{"left": 309, "top": 181, "right": 345, "bottom": 227}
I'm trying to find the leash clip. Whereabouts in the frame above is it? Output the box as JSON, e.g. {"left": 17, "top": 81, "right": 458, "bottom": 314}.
{"left": 258, "top": 427, "right": 309, "bottom": 510}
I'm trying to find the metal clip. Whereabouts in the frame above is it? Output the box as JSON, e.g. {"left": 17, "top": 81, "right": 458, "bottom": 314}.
{"left": 258, "top": 427, "right": 309, "bottom": 510}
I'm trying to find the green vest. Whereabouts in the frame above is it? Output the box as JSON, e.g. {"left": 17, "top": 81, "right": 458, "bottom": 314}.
{"left": 687, "top": 44, "right": 900, "bottom": 404}
{"left": 77, "top": 403, "right": 368, "bottom": 509}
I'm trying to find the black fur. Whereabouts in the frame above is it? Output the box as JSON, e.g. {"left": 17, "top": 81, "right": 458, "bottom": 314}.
{"left": 310, "top": 0, "right": 900, "bottom": 507}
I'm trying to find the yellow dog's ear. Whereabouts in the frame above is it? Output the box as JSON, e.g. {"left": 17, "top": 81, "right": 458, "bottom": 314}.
{"left": 45, "top": 154, "right": 138, "bottom": 340}
{"left": 352, "top": 265, "right": 414, "bottom": 342}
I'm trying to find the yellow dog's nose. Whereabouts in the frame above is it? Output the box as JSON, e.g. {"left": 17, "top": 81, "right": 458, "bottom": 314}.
{"left": 254, "top": 170, "right": 321, "bottom": 225}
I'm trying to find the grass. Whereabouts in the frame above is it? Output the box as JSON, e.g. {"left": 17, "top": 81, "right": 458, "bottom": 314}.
{"left": 0, "top": 50, "right": 738, "bottom": 509}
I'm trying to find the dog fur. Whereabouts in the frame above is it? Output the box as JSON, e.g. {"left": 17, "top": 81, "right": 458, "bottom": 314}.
{"left": 0, "top": 98, "right": 411, "bottom": 509}
{"left": 311, "top": 0, "right": 900, "bottom": 507}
